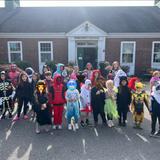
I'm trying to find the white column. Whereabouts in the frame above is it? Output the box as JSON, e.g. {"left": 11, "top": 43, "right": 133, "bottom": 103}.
{"left": 68, "top": 37, "right": 76, "bottom": 63}
{"left": 98, "top": 37, "right": 106, "bottom": 63}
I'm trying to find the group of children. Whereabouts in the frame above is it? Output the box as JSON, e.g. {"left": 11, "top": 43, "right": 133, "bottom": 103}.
{"left": 0, "top": 62, "right": 160, "bottom": 137}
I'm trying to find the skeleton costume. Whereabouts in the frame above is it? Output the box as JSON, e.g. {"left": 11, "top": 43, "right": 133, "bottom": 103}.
{"left": 150, "top": 81, "right": 160, "bottom": 136}
{"left": 0, "top": 71, "right": 15, "bottom": 119}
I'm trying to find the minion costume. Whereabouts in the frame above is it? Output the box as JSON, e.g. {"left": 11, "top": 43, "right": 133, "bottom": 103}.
{"left": 131, "top": 82, "right": 150, "bottom": 128}
{"left": 65, "top": 80, "right": 80, "bottom": 130}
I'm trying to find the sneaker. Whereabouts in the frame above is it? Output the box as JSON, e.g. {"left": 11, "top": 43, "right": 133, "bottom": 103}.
{"left": 23, "top": 115, "right": 29, "bottom": 120}
{"left": 110, "top": 120, "right": 114, "bottom": 127}
{"left": 75, "top": 123, "right": 79, "bottom": 130}
{"left": 68, "top": 124, "right": 72, "bottom": 130}
{"left": 9, "top": 114, "right": 12, "bottom": 119}
{"left": 150, "top": 131, "right": 156, "bottom": 137}
{"left": 80, "top": 121, "right": 85, "bottom": 127}
{"left": 12, "top": 116, "right": 19, "bottom": 122}
{"left": 58, "top": 125, "right": 62, "bottom": 129}
{"left": 86, "top": 119, "right": 92, "bottom": 126}
{"left": 155, "top": 130, "right": 160, "bottom": 136}
{"left": 107, "top": 120, "right": 112, "bottom": 128}
{"left": 0, "top": 115, "right": 5, "bottom": 120}
{"left": 52, "top": 125, "right": 57, "bottom": 129}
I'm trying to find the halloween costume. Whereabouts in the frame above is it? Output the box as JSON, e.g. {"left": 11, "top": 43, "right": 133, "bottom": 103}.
{"left": 50, "top": 74, "right": 66, "bottom": 129}
{"left": 131, "top": 82, "right": 150, "bottom": 128}
{"left": 66, "top": 80, "right": 80, "bottom": 130}
{"left": 0, "top": 71, "right": 15, "bottom": 119}
{"left": 25, "top": 67, "right": 34, "bottom": 83}
{"left": 104, "top": 83, "right": 119, "bottom": 121}
{"left": 80, "top": 79, "right": 92, "bottom": 126}
{"left": 117, "top": 76, "right": 131, "bottom": 126}
{"left": 128, "top": 77, "right": 140, "bottom": 92}
{"left": 150, "top": 82, "right": 160, "bottom": 136}
{"left": 34, "top": 81, "right": 52, "bottom": 133}
{"left": 8, "top": 64, "right": 20, "bottom": 87}
{"left": 91, "top": 84, "right": 106, "bottom": 125}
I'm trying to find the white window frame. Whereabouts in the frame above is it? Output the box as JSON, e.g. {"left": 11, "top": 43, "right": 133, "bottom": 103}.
{"left": 151, "top": 41, "right": 160, "bottom": 69}
{"left": 38, "top": 41, "right": 53, "bottom": 64}
{"left": 8, "top": 41, "right": 23, "bottom": 63}
{"left": 120, "top": 41, "right": 136, "bottom": 65}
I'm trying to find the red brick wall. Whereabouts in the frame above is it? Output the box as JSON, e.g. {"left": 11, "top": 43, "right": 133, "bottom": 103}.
{"left": 0, "top": 38, "right": 68, "bottom": 72}
{"left": 106, "top": 38, "right": 160, "bottom": 75}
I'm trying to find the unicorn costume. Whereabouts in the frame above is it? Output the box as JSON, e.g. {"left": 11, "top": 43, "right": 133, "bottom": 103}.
{"left": 66, "top": 80, "right": 80, "bottom": 130}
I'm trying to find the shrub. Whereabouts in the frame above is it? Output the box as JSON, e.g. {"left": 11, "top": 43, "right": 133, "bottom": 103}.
{"left": 15, "top": 61, "right": 32, "bottom": 70}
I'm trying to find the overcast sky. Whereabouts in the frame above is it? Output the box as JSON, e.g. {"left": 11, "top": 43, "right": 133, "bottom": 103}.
{"left": 0, "top": 0, "right": 155, "bottom": 7}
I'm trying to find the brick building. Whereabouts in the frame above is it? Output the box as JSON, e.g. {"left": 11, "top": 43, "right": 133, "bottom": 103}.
{"left": 0, "top": 4, "right": 160, "bottom": 74}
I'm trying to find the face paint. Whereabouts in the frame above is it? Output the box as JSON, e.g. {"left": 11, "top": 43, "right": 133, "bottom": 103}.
{"left": 67, "top": 80, "right": 77, "bottom": 90}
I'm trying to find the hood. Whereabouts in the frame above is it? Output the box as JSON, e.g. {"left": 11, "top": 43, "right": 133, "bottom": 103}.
{"left": 56, "top": 63, "right": 64, "bottom": 73}
{"left": 53, "top": 74, "right": 62, "bottom": 85}
{"left": 85, "top": 79, "right": 91, "bottom": 88}
{"left": 120, "top": 76, "right": 128, "bottom": 86}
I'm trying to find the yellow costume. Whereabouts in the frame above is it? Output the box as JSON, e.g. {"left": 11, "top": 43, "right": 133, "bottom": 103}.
{"left": 131, "top": 82, "right": 150, "bottom": 128}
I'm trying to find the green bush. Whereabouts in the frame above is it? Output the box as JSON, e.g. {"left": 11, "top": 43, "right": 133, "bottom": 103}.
{"left": 15, "top": 61, "right": 32, "bottom": 70}
{"left": 45, "top": 61, "right": 56, "bottom": 72}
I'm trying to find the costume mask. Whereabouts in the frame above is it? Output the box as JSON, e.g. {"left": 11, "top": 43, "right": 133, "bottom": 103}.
{"left": 67, "top": 80, "right": 77, "bottom": 91}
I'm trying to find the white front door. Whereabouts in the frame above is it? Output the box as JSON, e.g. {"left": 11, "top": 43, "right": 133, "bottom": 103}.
{"left": 120, "top": 41, "right": 136, "bottom": 75}
{"left": 38, "top": 41, "right": 53, "bottom": 73}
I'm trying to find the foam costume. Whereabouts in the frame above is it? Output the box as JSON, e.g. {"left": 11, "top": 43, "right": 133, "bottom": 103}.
{"left": 65, "top": 80, "right": 80, "bottom": 127}
{"left": 128, "top": 77, "right": 140, "bottom": 92}
{"left": 33, "top": 80, "right": 52, "bottom": 126}
{"left": 49, "top": 74, "right": 66, "bottom": 127}
{"left": 150, "top": 81, "right": 160, "bottom": 135}
{"left": 80, "top": 79, "right": 92, "bottom": 113}
{"left": 0, "top": 71, "right": 15, "bottom": 119}
{"left": 131, "top": 82, "right": 150, "bottom": 128}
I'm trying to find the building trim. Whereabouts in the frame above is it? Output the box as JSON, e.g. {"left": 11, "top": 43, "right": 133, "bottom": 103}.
{"left": 0, "top": 33, "right": 66, "bottom": 38}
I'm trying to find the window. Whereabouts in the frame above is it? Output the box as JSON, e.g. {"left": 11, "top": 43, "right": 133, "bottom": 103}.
{"left": 38, "top": 41, "right": 53, "bottom": 63}
{"left": 8, "top": 41, "right": 22, "bottom": 62}
{"left": 152, "top": 42, "right": 160, "bottom": 63}
{"left": 121, "top": 42, "right": 136, "bottom": 63}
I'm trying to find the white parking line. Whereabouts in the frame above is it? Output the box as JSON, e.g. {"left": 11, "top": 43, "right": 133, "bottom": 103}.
{"left": 125, "top": 134, "right": 132, "bottom": 142}
{"left": 136, "top": 133, "right": 150, "bottom": 143}
{"left": 94, "top": 128, "right": 99, "bottom": 137}
{"left": 82, "top": 138, "right": 86, "bottom": 154}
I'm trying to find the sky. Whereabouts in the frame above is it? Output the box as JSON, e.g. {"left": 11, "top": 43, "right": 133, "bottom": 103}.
{"left": 0, "top": 0, "right": 155, "bottom": 7}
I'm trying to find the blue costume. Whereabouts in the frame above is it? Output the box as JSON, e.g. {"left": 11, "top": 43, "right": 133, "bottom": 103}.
{"left": 52, "top": 63, "right": 65, "bottom": 77}
{"left": 66, "top": 80, "right": 80, "bottom": 127}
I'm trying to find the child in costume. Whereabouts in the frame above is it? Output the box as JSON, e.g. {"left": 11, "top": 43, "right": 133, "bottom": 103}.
{"left": 83, "top": 62, "right": 93, "bottom": 80}
{"left": 33, "top": 80, "right": 52, "bottom": 134}
{"left": 80, "top": 79, "right": 92, "bottom": 127}
{"left": 13, "top": 72, "right": 32, "bottom": 121}
{"left": 117, "top": 76, "right": 131, "bottom": 126}
{"left": 150, "top": 81, "right": 160, "bottom": 137}
{"left": 65, "top": 80, "right": 80, "bottom": 130}
{"left": 8, "top": 64, "right": 20, "bottom": 87}
{"left": 50, "top": 74, "right": 66, "bottom": 129}
{"left": 105, "top": 80, "right": 119, "bottom": 127}
{"left": 0, "top": 71, "right": 15, "bottom": 119}
{"left": 131, "top": 82, "right": 150, "bottom": 129}
{"left": 91, "top": 79, "right": 106, "bottom": 126}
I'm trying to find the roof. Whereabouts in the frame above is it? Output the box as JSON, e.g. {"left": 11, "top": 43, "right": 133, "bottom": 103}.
{"left": 0, "top": 6, "right": 160, "bottom": 33}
